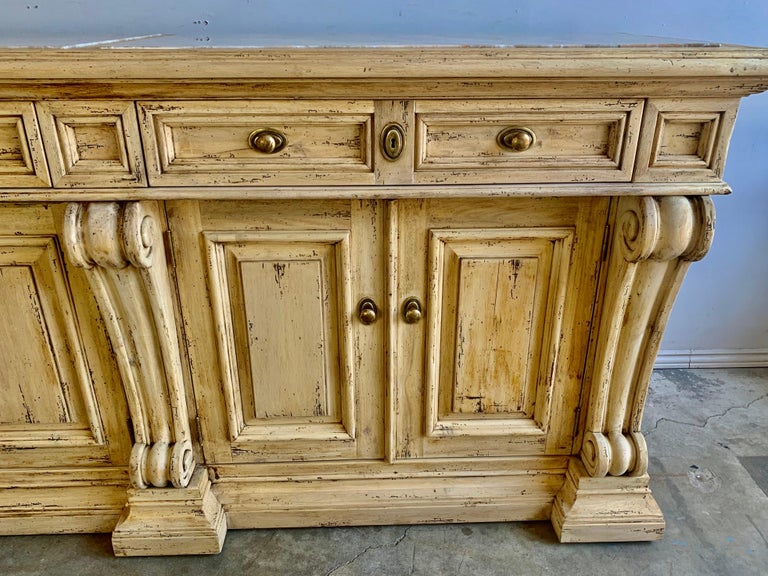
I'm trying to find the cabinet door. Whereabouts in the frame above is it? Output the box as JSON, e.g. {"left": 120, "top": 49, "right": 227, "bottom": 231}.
{"left": 0, "top": 204, "right": 131, "bottom": 468}
{"left": 168, "top": 200, "right": 386, "bottom": 464}
{"left": 393, "top": 197, "right": 609, "bottom": 459}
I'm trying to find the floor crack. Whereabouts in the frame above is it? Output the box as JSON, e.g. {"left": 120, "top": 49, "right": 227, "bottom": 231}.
{"left": 645, "top": 392, "right": 768, "bottom": 436}
{"left": 324, "top": 527, "right": 413, "bottom": 576}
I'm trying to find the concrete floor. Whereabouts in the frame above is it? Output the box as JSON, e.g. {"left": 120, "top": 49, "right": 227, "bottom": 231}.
{"left": 2, "top": 368, "right": 767, "bottom": 575}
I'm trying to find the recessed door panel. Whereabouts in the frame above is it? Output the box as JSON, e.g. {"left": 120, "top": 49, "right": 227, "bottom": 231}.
{"left": 427, "top": 228, "right": 574, "bottom": 440}
{"left": 169, "top": 200, "right": 386, "bottom": 464}
{"left": 394, "top": 197, "right": 609, "bottom": 459}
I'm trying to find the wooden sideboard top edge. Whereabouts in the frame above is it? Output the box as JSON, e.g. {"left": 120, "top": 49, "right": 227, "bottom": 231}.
{"left": 1, "top": 46, "right": 768, "bottom": 84}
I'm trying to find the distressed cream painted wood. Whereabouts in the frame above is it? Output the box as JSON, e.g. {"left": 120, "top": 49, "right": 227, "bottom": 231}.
{"left": 414, "top": 99, "right": 643, "bottom": 184}
{"left": 633, "top": 98, "right": 739, "bottom": 182}
{"left": 36, "top": 101, "right": 146, "bottom": 188}
{"left": 168, "top": 199, "right": 386, "bottom": 464}
{"left": 138, "top": 100, "right": 374, "bottom": 186}
{"left": 393, "top": 197, "right": 608, "bottom": 460}
{"left": 0, "top": 102, "right": 50, "bottom": 187}
{"left": 0, "top": 46, "right": 766, "bottom": 555}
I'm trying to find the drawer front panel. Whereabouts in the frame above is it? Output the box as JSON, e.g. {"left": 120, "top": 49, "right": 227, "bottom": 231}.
{"left": 633, "top": 98, "right": 739, "bottom": 182}
{"left": 36, "top": 101, "right": 146, "bottom": 188}
{"left": 0, "top": 102, "right": 50, "bottom": 187}
{"left": 139, "top": 101, "right": 375, "bottom": 186}
{"left": 414, "top": 99, "right": 643, "bottom": 184}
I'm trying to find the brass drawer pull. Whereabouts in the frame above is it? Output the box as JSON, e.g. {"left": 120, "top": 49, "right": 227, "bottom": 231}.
{"left": 402, "top": 297, "right": 422, "bottom": 324}
{"left": 248, "top": 128, "right": 287, "bottom": 154}
{"left": 358, "top": 298, "right": 379, "bottom": 325}
{"left": 497, "top": 127, "right": 536, "bottom": 152}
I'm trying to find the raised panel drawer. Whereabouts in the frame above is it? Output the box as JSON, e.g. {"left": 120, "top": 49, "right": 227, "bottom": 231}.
{"left": 413, "top": 99, "right": 643, "bottom": 184}
{"left": 633, "top": 98, "right": 739, "bottom": 182}
{"left": 36, "top": 101, "right": 146, "bottom": 188}
{"left": 138, "top": 101, "right": 375, "bottom": 186}
{"left": 0, "top": 102, "right": 50, "bottom": 188}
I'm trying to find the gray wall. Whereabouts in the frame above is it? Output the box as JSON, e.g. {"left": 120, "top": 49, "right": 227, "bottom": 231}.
{"left": 3, "top": 0, "right": 767, "bottom": 361}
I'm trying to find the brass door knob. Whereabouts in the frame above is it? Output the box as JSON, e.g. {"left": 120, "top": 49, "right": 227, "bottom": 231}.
{"left": 497, "top": 127, "right": 536, "bottom": 152}
{"left": 248, "top": 128, "right": 287, "bottom": 154}
{"left": 402, "top": 297, "right": 422, "bottom": 324}
{"left": 358, "top": 298, "right": 378, "bottom": 325}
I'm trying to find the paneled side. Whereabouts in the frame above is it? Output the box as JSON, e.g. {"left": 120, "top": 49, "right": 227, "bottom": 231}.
{"left": 634, "top": 98, "right": 739, "bottom": 182}
{"left": 36, "top": 100, "right": 146, "bottom": 188}
{"left": 205, "top": 230, "right": 357, "bottom": 461}
{"left": 0, "top": 237, "right": 106, "bottom": 452}
{"left": 0, "top": 102, "right": 50, "bottom": 187}
{"left": 413, "top": 99, "right": 643, "bottom": 184}
{"left": 138, "top": 100, "right": 374, "bottom": 186}
{"left": 426, "top": 229, "right": 574, "bottom": 439}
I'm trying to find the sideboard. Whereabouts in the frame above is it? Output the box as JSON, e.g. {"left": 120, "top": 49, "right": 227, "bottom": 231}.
{"left": 0, "top": 45, "right": 766, "bottom": 556}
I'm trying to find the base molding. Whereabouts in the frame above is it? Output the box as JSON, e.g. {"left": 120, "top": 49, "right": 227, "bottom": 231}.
{"left": 655, "top": 348, "right": 768, "bottom": 369}
{"left": 112, "top": 467, "right": 227, "bottom": 557}
{"left": 212, "top": 464, "right": 567, "bottom": 529}
{"left": 551, "top": 459, "right": 664, "bottom": 543}
{"left": 0, "top": 467, "right": 128, "bottom": 535}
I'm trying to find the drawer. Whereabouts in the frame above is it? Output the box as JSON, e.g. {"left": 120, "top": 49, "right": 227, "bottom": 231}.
{"left": 413, "top": 99, "right": 643, "bottom": 184}
{"left": 36, "top": 101, "right": 146, "bottom": 188}
{"left": 138, "top": 101, "right": 375, "bottom": 186}
{"left": 633, "top": 98, "right": 739, "bottom": 182}
{"left": 0, "top": 102, "right": 50, "bottom": 187}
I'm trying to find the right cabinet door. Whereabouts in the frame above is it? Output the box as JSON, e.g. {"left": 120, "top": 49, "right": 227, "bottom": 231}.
{"left": 393, "top": 197, "right": 610, "bottom": 459}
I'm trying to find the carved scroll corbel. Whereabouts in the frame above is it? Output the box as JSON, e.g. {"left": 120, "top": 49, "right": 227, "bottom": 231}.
{"left": 63, "top": 202, "right": 195, "bottom": 489}
{"left": 581, "top": 195, "right": 715, "bottom": 478}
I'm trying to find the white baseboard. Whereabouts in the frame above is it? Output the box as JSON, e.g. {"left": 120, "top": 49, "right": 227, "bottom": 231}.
{"left": 655, "top": 349, "right": 768, "bottom": 369}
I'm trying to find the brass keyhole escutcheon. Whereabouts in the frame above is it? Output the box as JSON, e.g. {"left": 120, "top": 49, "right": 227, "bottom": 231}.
{"left": 402, "top": 297, "right": 422, "bottom": 324}
{"left": 497, "top": 127, "right": 537, "bottom": 152}
{"left": 358, "top": 298, "right": 379, "bottom": 325}
{"left": 381, "top": 123, "right": 405, "bottom": 161}
{"left": 248, "top": 128, "right": 287, "bottom": 154}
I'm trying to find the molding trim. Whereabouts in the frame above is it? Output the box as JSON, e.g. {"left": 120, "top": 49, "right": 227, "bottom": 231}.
{"left": 655, "top": 348, "right": 768, "bottom": 369}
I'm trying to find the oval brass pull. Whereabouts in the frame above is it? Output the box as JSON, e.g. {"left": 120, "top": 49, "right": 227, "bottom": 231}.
{"left": 358, "top": 298, "right": 378, "bottom": 325}
{"left": 381, "top": 123, "right": 405, "bottom": 161}
{"left": 402, "top": 297, "right": 422, "bottom": 324}
{"left": 248, "top": 128, "right": 287, "bottom": 154}
{"left": 497, "top": 127, "right": 536, "bottom": 152}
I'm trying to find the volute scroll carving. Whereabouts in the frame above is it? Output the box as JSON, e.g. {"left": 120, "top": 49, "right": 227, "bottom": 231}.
{"left": 63, "top": 201, "right": 196, "bottom": 489}
{"left": 581, "top": 195, "right": 715, "bottom": 479}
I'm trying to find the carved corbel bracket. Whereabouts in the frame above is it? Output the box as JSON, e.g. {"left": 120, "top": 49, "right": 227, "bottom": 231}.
{"left": 552, "top": 195, "right": 713, "bottom": 543}
{"left": 63, "top": 201, "right": 195, "bottom": 489}
{"left": 581, "top": 195, "right": 715, "bottom": 478}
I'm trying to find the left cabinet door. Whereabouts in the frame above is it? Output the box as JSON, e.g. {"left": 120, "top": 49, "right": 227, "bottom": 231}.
{"left": 0, "top": 204, "right": 131, "bottom": 468}
{"left": 168, "top": 199, "right": 386, "bottom": 464}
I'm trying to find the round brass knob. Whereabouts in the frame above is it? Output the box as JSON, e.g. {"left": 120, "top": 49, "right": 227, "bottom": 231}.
{"left": 497, "top": 127, "right": 536, "bottom": 152}
{"left": 402, "top": 297, "right": 422, "bottom": 324}
{"left": 358, "top": 298, "right": 378, "bottom": 325}
{"left": 248, "top": 129, "right": 287, "bottom": 154}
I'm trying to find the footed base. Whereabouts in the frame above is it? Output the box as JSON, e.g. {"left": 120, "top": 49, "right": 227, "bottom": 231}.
{"left": 551, "top": 459, "right": 665, "bottom": 543}
{"left": 112, "top": 467, "right": 227, "bottom": 556}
